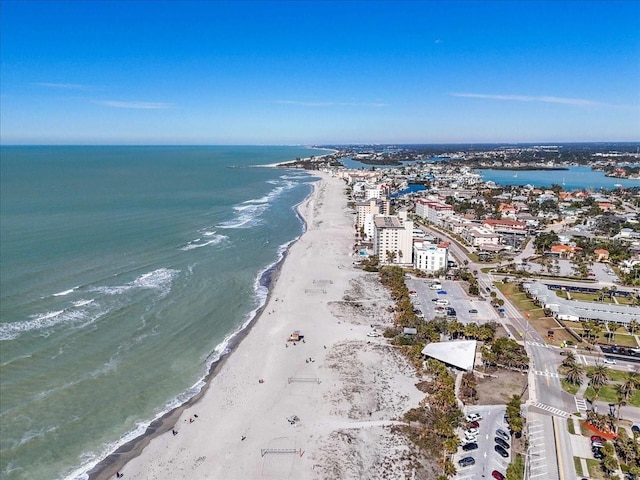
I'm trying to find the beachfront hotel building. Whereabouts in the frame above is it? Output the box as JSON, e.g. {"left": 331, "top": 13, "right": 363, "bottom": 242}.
{"left": 372, "top": 212, "right": 414, "bottom": 265}
{"left": 413, "top": 241, "right": 449, "bottom": 272}
{"left": 414, "top": 198, "right": 454, "bottom": 227}
{"left": 356, "top": 198, "right": 390, "bottom": 231}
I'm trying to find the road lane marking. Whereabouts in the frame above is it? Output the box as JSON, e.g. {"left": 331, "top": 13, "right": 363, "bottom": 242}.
{"left": 552, "top": 416, "right": 566, "bottom": 480}
{"left": 530, "top": 402, "right": 570, "bottom": 418}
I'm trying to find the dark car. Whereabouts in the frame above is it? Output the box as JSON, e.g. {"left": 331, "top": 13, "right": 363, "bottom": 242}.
{"left": 469, "top": 309, "right": 478, "bottom": 314}
{"left": 495, "top": 445, "right": 509, "bottom": 458}
{"left": 559, "top": 350, "right": 571, "bottom": 356}
{"left": 462, "top": 442, "right": 478, "bottom": 451}
{"left": 458, "top": 456, "right": 475, "bottom": 467}
{"left": 494, "top": 437, "right": 510, "bottom": 449}
{"left": 486, "top": 287, "right": 491, "bottom": 292}
{"left": 496, "top": 428, "right": 509, "bottom": 441}
{"left": 447, "top": 308, "right": 457, "bottom": 316}
{"left": 632, "top": 425, "right": 640, "bottom": 435}
{"left": 593, "top": 448, "right": 604, "bottom": 460}
{"left": 467, "top": 421, "right": 480, "bottom": 429}
{"left": 492, "top": 471, "right": 505, "bottom": 480}
{"left": 590, "top": 435, "right": 605, "bottom": 443}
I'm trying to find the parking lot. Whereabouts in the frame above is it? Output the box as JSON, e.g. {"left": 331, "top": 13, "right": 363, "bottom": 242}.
{"left": 454, "top": 405, "right": 510, "bottom": 479}
{"left": 406, "top": 278, "right": 500, "bottom": 326}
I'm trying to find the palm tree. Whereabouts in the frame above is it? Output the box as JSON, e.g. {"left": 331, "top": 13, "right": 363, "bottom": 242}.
{"left": 448, "top": 320, "right": 465, "bottom": 339}
{"left": 628, "top": 319, "right": 639, "bottom": 335}
{"left": 564, "top": 362, "right": 584, "bottom": 385}
{"left": 620, "top": 372, "right": 640, "bottom": 399}
{"left": 561, "top": 351, "right": 576, "bottom": 366}
{"left": 589, "top": 363, "right": 610, "bottom": 406}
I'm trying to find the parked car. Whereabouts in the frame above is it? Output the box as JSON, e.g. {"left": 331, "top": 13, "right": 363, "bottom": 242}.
{"left": 492, "top": 471, "right": 505, "bottom": 480}
{"left": 593, "top": 448, "right": 604, "bottom": 460}
{"left": 495, "top": 445, "right": 509, "bottom": 458}
{"left": 590, "top": 435, "right": 605, "bottom": 443}
{"left": 496, "top": 428, "right": 509, "bottom": 442}
{"left": 494, "top": 437, "right": 510, "bottom": 450}
{"left": 632, "top": 425, "right": 640, "bottom": 435}
{"left": 465, "top": 428, "right": 479, "bottom": 436}
{"left": 603, "top": 357, "right": 616, "bottom": 364}
{"left": 464, "top": 431, "right": 478, "bottom": 441}
{"left": 469, "top": 309, "right": 478, "bottom": 314}
{"left": 430, "top": 284, "right": 442, "bottom": 290}
{"left": 458, "top": 456, "right": 475, "bottom": 467}
{"left": 559, "top": 350, "right": 571, "bottom": 356}
{"left": 467, "top": 421, "right": 480, "bottom": 429}
{"left": 462, "top": 442, "right": 478, "bottom": 451}
{"left": 591, "top": 441, "right": 604, "bottom": 449}
{"left": 367, "top": 331, "right": 381, "bottom": 337}
{"left": 466, "top": 413, "right": 482, "bottom": 422}
{"left": 486, "top": 287, "right": 491, "bottom": 292}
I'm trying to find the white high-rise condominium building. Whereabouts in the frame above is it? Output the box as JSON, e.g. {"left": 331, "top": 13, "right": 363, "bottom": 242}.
{"left": 413, "top": 241, "right": 449, "bottom": 272}
{"left": 373, "top": 212, "right": 413, "bottom": 265}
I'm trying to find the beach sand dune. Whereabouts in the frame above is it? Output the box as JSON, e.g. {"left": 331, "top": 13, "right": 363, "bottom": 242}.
{"left": 109, "top": 173, "right": 430, "bottom": 480}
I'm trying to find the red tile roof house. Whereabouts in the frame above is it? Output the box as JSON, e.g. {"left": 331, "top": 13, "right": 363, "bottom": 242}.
{"left": 593, "top": 249, "right": 610, "bottom": 262}
{"left": 550, "top": 244, "right": 582, "bottom": 258}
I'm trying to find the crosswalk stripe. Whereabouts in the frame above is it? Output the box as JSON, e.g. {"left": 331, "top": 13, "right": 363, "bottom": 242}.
{"left": 534, "top": 370, "right": 559, "bottom": 378}
{"left": 575, "top": 397, "right": 588, "bottom": 411}
{"left": 530, "top": 402, "right": 570, "bottom": 418}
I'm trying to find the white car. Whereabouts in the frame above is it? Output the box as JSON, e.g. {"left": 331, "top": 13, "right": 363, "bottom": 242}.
{"left": 465, "top": 413, "right": 482, "bottom": 422}
{"left": 436, "top": 299, "right": 450, "bottom": 306}
{"left": 603, "top": 357, "right": 616, "bottom": 364}
{"left": 465, "top": 428, "right": 479, "bottom": 436}
{"left": 367, "top": 331, "right": 381, "bottom": 338}
{"left": 430, "top": 284, "right": 442, "bottom": 290}
{"left": 464, "top": 432, "right": 478, "bottom": 442}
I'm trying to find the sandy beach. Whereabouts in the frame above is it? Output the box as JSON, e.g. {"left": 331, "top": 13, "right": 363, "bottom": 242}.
{"left": 101, "top": 172, "right": 425, "bottom": 480}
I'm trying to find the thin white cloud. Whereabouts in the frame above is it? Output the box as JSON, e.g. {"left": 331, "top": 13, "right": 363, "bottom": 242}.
{"left": 450, "top": 92, "right": 612, "bottom": 107}
{"left": 96, "top": 100, "right": 173, "bottom": 109}
{"left": 273, "top": 100, "right": 387, "bottom": 108}
{"left": 33, "top": 82, "right": 90, "bottom": 90}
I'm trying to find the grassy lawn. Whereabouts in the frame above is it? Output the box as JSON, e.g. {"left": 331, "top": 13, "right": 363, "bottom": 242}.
{"left": 584, "top": 386, "right": 640, "bottom": 407}
{"left": 573, "top": 457, "right": 583, "bottom": 476}
{"left": 585, "top": 366, "right": 629, "bottom": 382}
{"left": 586, "top": 458, "right": 606, "bottom": 480}
{"left": 568, "top": 421, "right": 576, "bottom": 435}
{"left": 614, "top": 296, "right": 636, "bottom": 306}
{"left": 496, "top": 282, "right": 578, "bottom": 346}
{"left": 611, "top": 333, "right": 639, "bottom": 347}
{"left": 561, "top": 379, "right": 581, "bottom": 395}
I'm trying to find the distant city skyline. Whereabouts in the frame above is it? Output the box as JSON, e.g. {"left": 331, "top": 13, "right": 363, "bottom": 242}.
{"left": 1, "top": 0, "right": 638, "bottom": 145}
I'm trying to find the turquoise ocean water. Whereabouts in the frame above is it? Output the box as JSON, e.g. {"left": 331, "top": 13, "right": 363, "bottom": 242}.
{"left": 0, "top": 146, "right": 325, "bottom": 480}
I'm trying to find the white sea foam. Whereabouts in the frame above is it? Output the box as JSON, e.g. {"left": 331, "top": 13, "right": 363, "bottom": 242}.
{"left": 217, "top": 180, "right": 297, "bottom": 229}
{"left": 180, "top": 232, "right": 227, "bottom": 251}
{"left": 72, "top": 299, "right": 94, "bottom": 307}
{"left": 53, "top": 287, "right": 79, "bottom": 297}
{"left": 93, "top": 268, "right": 179, "bottom": 297}
{"left": 2, "top": 269, "right": 178, "bottom": 341}
{"left": 0, "top": 306, "right": 102, "bottom": 341}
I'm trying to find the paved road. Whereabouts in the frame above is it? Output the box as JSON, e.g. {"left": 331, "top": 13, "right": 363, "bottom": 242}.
{"left": 422, "top": 225, "right": 577, "bottom": 479}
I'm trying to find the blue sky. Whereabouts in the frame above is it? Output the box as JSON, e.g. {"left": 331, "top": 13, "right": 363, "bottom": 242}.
{"left": 1, "top": 0, "right": 638, "bottom": 144}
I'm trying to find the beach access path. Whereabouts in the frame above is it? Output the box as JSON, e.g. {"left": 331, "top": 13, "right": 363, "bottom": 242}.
{"left": 114, "top": 172, "right": 427, "bottom": 480}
